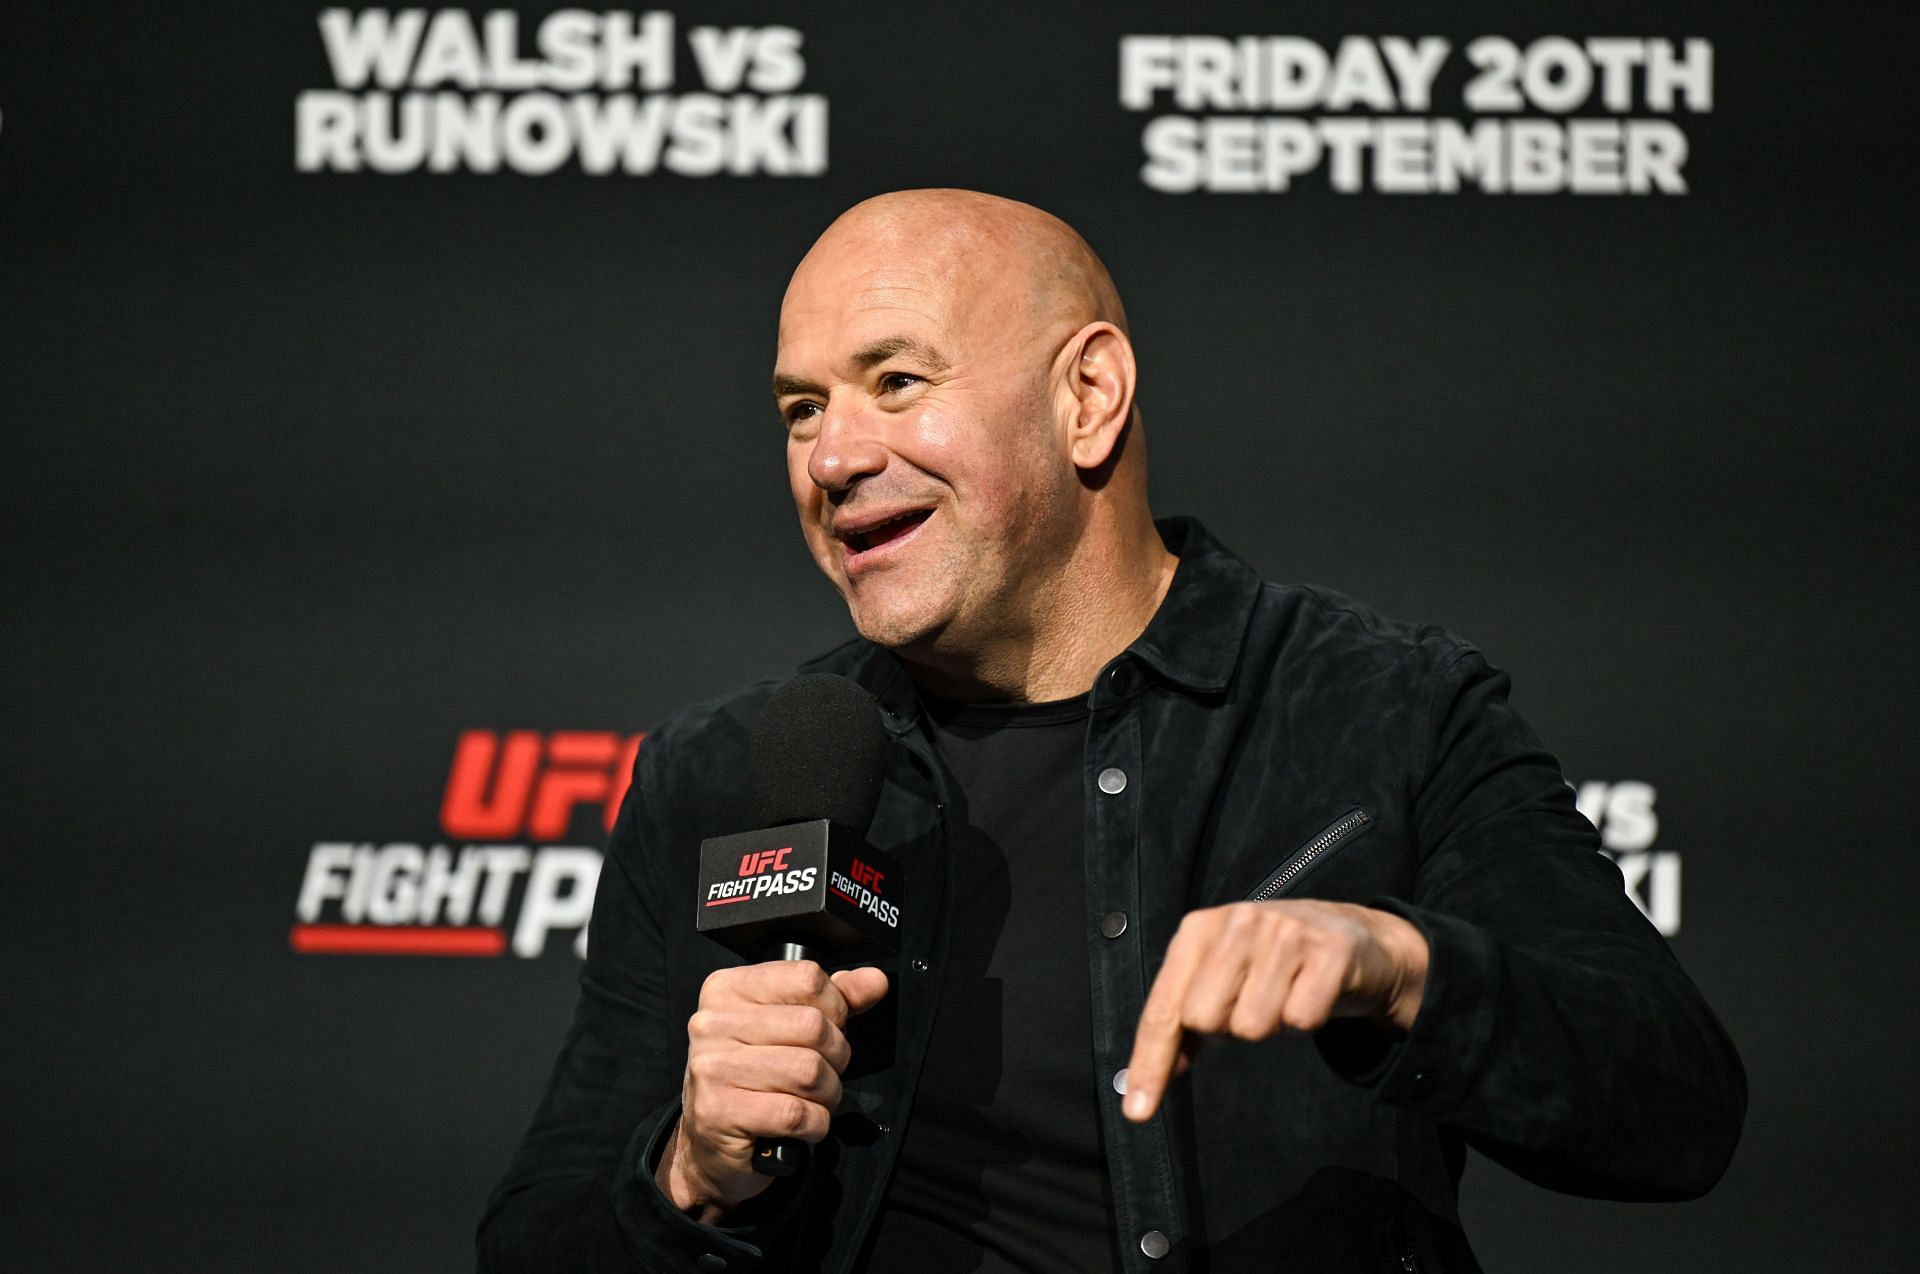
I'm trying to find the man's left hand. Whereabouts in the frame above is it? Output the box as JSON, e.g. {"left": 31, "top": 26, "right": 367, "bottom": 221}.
{"left": 1122, "top": 900, "right": 1430, "bottom": 1122}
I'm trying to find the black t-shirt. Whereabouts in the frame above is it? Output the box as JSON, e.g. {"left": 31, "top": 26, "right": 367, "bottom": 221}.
{"left": 857, "top": 693, "right": 1117, "bottom": 1273}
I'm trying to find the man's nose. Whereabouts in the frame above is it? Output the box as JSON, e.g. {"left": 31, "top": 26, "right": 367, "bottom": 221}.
{"left": 806, "top": 397, "right": 889, "bottom": 493}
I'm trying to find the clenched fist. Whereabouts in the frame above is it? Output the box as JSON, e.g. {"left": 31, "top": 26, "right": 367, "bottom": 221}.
{"left": 1122, "top": 899, "right": 1428, "bottom": 1122}
{"left": 657, "top": 960, "right": 890, "bottom": 1222}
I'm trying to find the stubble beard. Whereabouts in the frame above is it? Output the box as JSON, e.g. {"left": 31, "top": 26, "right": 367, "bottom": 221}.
{"left": 845, "top": 492, "right": 1075, "bottom": 683}
{"left": 840, "top": 531, "right": 975, "bottom": 654}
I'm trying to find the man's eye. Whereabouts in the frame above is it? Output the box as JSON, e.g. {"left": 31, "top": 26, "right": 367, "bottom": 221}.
{"left": 784, "top": 401, "right": 822, "bottom": 426}
{"left": 878, "top": 372, "right": 920, "bottom": 395}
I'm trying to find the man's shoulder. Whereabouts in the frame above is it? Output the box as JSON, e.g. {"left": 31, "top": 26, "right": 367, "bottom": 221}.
{"left": 1158, "top": 518, "right": 1481, "bottom": 689}
{"left": 1259, "top": 575, "right": 1466, "bottom": 656}
{"left": 1249, "top": 578, "right": 1483, "bottom": 683}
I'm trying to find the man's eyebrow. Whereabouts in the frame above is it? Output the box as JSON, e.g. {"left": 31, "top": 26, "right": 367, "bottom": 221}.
{"left": 850, "top": 335, "right": 951, "bottom": 372}
{"left": 771, "top": 371, "right": 823, "bottom": 399}
{"left": 771, "top": 336, "right": 952, "bottom": 399}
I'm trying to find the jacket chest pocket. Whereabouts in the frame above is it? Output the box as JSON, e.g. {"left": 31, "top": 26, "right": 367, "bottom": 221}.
{"left": 1245, "top": 807, "right": 1375, "bottom": 901}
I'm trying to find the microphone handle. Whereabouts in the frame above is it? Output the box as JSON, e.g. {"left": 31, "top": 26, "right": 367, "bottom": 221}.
{"left": 752, "top": 941, "right": 825, "bottom": 1177}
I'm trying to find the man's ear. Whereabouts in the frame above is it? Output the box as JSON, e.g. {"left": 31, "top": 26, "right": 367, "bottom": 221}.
{"left": 1059, "top": 321, "right": 1138, "bottom": 472}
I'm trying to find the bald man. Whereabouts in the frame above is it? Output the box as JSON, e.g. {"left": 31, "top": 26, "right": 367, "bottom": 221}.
{"left": 480, "top": 191, "right": 1744, "bottom": 1273}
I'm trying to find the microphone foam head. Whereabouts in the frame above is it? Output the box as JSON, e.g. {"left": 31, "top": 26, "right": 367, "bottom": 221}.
{"left": 750, "top": 673, "right": 889, "bottom": 834}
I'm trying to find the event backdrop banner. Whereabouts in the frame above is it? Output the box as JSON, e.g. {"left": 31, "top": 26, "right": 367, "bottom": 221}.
{"left": 3, "top": 3, "right": 1914, "bottom": 1271}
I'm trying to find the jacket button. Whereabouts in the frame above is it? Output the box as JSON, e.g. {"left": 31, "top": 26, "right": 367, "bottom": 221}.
{"left": 1111, "top": 1068, "right": 1129, "bottom": 1095}
{"left": 911, "top": 959, "right": 930, "bottom": 973}
{"left": 696, "top": 1256, "right": 727, "bottom": 1272}
{"left": 1098, "top": 767, "right": 1128, "bottom": 795}
{"left": 1107, "top": 663, "right": 1136, "bottom": 695}
{"left": 1100, "top": 910, "right": 1128, "bottom": 939}
{"left": 1139, "top": 1230, "right": 1171, "bottom": 1259}
{"left": 1407, "top": 1070, "right": 1435, "bottom": 1099}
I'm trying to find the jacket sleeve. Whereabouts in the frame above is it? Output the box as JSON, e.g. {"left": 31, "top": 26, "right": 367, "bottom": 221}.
{"left": 1318, "top": 646, "right": 1747, "bottom": 1200}
{"left": 476, "top": 729, "right": 810, "bottom": 1271}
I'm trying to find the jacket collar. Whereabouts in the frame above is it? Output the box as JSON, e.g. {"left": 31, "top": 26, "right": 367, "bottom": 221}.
{"left": 806, "top": 515, "right": 1262, "bottom": 726}
{"left": 1125, "top": 516, "right": 1262, "bottom": 696}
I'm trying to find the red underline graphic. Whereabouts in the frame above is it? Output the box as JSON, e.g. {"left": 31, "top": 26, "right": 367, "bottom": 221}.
{"left": 288, "top": 924, "right": 506, "bottom": 956}
{"left": 831, "top": 886, "right": 862, "bottom": 905}
{"left": 704, "top": 895, "right": 753, "bottom": 907}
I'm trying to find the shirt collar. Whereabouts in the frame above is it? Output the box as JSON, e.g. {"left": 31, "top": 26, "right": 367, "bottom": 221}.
{"left": 1124, "top": 516, "right": 1261, "bottom": 695}
{"left": 806, "top": 515, "right": 1262, "bottom": 724}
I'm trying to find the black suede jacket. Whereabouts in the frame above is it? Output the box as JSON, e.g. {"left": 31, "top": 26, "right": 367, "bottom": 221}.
{"left": 479, "top": 518, "right": 1745, "bottom": 1274}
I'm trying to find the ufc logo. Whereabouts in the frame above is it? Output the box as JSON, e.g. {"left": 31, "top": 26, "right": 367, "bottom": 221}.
{"left": 739, "top": 847, "right": 793, "bottom": 877}
{"left": 850, "top": 859, "right": 884, "bottom": 891}
{"left": 439, "top": 730, "right": 644, "bottom": 841}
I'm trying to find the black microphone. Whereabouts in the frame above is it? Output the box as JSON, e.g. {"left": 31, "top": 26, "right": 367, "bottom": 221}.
{"left": 695, "top": 673, "right": 905, "bottom": 1175}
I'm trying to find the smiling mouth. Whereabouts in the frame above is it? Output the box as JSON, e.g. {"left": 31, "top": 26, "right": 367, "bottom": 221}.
{"left": 842, "top": 509, "right": 934, "bottom": 555}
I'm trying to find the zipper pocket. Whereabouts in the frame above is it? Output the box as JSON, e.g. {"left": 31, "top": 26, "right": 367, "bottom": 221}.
{"left": 1246, "top": 808, "right": 1374, "bottom": 901}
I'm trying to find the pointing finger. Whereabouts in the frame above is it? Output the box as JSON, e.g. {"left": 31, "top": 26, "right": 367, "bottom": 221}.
{"left": 1124, "top": 911, "right": 1217, "bottom": 1121}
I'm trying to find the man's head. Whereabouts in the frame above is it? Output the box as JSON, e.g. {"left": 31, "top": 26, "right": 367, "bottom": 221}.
{"left": 773, "top": 189, "right": 1156, "bottom": 690}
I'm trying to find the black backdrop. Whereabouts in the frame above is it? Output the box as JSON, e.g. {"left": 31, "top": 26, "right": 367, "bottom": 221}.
{"left": 4, "top": 3, "right": 1915, "bottom": 1270}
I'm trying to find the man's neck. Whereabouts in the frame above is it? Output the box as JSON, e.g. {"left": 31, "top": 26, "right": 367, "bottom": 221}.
{"left": 897, "top": 516, "right": 1179, "bottom": 704}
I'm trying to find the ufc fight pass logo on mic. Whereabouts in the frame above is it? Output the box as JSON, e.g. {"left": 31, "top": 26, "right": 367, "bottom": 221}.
{"left": 706, "top": 846, "right": 820, "bottom": 907}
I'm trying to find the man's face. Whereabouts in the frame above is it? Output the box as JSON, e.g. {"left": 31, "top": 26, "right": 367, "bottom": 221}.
{"left": 774, "top": 228, "right": 1076, "bottom": 657}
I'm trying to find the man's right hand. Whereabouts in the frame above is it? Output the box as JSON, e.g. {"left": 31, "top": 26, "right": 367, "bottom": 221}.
{"left": 656, "top": 960, "right": 890, "bottom": 1223}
